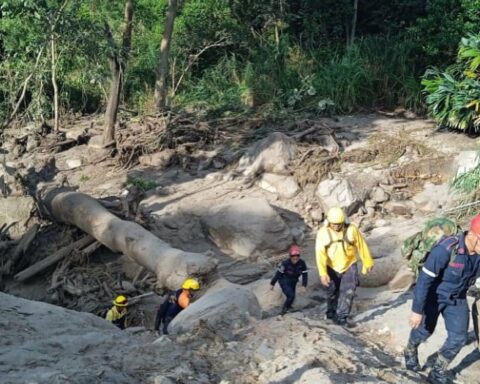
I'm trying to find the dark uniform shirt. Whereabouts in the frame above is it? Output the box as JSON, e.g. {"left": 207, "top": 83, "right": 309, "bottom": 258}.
{"left": 270, "top": 259, "right": 308, "bottom": 287}
{"left": 413, "top": 234, "right": 480, "bottom": 314}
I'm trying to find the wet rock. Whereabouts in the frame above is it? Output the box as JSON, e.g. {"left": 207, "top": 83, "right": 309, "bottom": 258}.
{"left": 237, "top": 132, "right": 296, "bottom": 178}
{"left": 316, "top": 177, "right": 360, "bottom": 214}
{"left": 257, "top": 173, "right": 300, "bottom": 199}
{"left": 200, "top": 198, "right": 292, "bottom": 259}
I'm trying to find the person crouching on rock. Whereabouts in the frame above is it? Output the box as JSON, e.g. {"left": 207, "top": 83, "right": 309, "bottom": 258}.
{"left": 154, "top": 278, "right": 200, "bottom": 335}
{"left": 270, "top": 244, "right": 308, "bottom": 315}
{"left": 106, "top": 295, "right": 129, "bottom": 330}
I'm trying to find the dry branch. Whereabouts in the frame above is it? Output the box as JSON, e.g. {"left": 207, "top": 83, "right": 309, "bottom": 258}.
{"left": 14, "top": 235, "right": 95, "bottom": 282}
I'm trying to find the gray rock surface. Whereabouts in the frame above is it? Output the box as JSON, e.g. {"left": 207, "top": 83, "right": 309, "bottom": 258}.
{"left": 316, "top": 177, "right": 359, "bottom": 214}
{"left": 200, "top": 198, "right": 292, "bottom": 259}
{"left": 257, "top": 173, "right": 301, "bottom": 198}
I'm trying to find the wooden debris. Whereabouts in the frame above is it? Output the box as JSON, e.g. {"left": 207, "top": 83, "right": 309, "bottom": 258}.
{"left": 3, "top": 224, "right": 39, "bottom": 274}
{"left": 14, "top": 235, "right": 95, "bottom": 282}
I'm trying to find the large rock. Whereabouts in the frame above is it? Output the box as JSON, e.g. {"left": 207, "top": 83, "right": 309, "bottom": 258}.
{"left": 257, "top": 173, "right": 301, "bottom": 199}
{"left": 200, "top": 198, "right": 292, "bottom": 259}
{"left": 169, "top": 279, "right": 261, "bottom": 334}
{"left": 237, "top": 132, "right": 296, "bottom": 178}
{"left": 0, "top": 196, "right": 35, "bottom": 238}
{"left": 455, "top": 151, "right": 480, "bottom": 177}
{"left": 316, "top": 177, "right": 359, "bottom": 214}
{"left": 412, "top": 183, "right": 452, "bottom": 213}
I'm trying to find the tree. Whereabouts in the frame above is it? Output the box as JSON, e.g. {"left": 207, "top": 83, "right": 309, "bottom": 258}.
{"left": 103, "top": 0, "right": 134, "bottom": 145}
{"left": 154, "top": 0, "right": 179, "bottom": 111}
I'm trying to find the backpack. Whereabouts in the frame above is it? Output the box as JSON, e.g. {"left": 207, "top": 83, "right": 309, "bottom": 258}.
{"left": 324, "top": 223, "right": 354, "bottom": 254}
{"left": 401, "top": 217, "right": 461, "bottom": 277}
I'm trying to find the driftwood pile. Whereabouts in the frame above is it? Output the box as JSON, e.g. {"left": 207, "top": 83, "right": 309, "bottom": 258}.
{"left": 116, "top": 113, "right": 217, "bottom": 168}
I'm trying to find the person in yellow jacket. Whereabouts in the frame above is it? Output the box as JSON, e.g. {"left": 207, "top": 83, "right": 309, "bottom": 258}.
{"left": 315, "top": 207, "right": 374, "bottom": 326}
{"left": 105, "top": 295, "right": 129, "bottom": 330}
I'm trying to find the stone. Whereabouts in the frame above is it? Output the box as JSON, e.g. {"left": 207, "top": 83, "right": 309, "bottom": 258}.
{"left": 412, "top": 183, "right": 451, "bottom": 213}
{"left": 309, "top": 208, "right": 324, "bottom": 222}
{"left": 383, "top": 201, "right": 413, "bottom": 216}
{"left": 370, "top": 186, "right": 389, "bottom": 203}
{"left": 388, "top": 264, "right": 415, "bottom": 292}
{"left": 154, "top": 376, "right": 175, "bottom": 384}
{"left": 169, "top": 279, "right": 261, "bottom": 334}
{"left": 200, "top": 198, "right": 292, "bottom": 259}
{"left": 455, "top": 151, "right": 480, "bottom": 177}
{"left": 26, "top": 135, "right": 40, "bottom": 152}
{"left": 66, "top": 158, "right": 82, "bottom": 169}
{"left": 0, "top": 196, "right": 35, "bottom": 238}
{"left": 257, "top": 173, "right": 301, "bottom": 199}
{"left": 316, "top": 177, "right": 359, "bottom": 214}
{"left": 254, "top": 341, "right": 275, "bottom": 363}
{"left": 139, "top": 150, "right": 175, "bottom": 168}
{"left": 237, "top": 132, "right": 296, "bottom": 177}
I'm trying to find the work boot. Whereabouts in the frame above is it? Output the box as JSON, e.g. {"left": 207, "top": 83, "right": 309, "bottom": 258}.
{"left": 280, "top": 306, "right": 289, "bottom": 315}
{"left": 404, "top": 343, "right": 421, "bottom": 372}
{"left": 427, "top": 354, "right": 454, "bottom": 384}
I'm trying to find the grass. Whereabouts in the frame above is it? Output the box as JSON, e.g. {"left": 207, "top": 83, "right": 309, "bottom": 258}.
{"left": 127, "top": 176, "right": 158, "bottom": 192}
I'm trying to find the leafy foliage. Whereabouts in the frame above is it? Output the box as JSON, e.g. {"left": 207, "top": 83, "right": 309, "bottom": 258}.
{"left": 422, "top": 34, "right": 480, "bottom": 132}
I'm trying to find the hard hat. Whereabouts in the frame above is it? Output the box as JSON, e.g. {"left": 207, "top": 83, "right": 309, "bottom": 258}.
{"left": 327, "top": 207, "right": 346, "bottom": 224}
{"left": 113, "top": 295, "right": 128, "bottom": 307}
{"left": 471, "top": 214, "right": 480, "bottom": 237}
{"left": 182, "top": 278, "right": 200, "bottom": 291}
{"left": 289, "top": 244, "right": 301, "bottom": 256}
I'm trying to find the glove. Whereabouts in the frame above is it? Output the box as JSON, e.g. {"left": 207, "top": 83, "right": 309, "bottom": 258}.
{"left": 361, "top": 265, "right": 372, "bottom": 275}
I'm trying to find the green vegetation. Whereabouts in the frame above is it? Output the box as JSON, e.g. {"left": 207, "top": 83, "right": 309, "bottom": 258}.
{"left": 127, "top": 176, "right": 158, "bottom": 191}
{"left": 79, "top": 174, "right": 89, "bottom": 183}
{"left": 450, "top": 165, "right": 480, "bottom": 218}
{"left": 0, "top": 1, "right": 479, "bottom": 124}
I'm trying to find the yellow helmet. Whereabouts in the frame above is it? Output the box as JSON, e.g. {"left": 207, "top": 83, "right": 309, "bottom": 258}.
{"left": 113, "top": 295, "right": 128, "bottom": 307}
{"left": 182, "top": 278, "right": 200, "bottom": 291}
{"left": 327, "top": 207, "right": 346, "bottom": 224}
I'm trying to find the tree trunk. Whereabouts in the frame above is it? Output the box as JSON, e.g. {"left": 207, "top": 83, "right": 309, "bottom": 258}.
{"left": 103, "top": 0, "right": 134, "bottom": 145}
{"left": 51, "top": 34, "right": 59, "bottom": 132}
{"left": 154, "top": 0, "right": 178, "bottom": 111}
{"left": 350, "top": 0, "right": 358, "bottom": 45}
{"left": 40, "top": 189, "right": 217, "bottom": 289}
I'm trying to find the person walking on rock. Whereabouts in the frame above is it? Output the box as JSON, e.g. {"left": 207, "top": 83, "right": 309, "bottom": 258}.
{"left": 404, "top": 214, "right": 480, "bottom": 384}
{"left": 315, "top": 207, "right": 374, "bottom": 326}
{"left": 270, "top": 244, "right": 308, "bottom": 315}
{"left": 106, "top": 295, "right": 129, "bottom": 329}
{"left": 154, "top": 278, "right": 200, "bottom": 335}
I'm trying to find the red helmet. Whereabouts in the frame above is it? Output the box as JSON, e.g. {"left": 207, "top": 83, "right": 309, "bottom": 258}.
{"left": 289, "top": 244, "right": 301, "bottom": 256}
{"left": 471, "top": 214, "right": 480, "bottom": 237}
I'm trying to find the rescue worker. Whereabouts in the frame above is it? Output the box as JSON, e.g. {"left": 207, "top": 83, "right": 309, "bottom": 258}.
{"left": 270, "top": 244, "right": 308, "bottom": 315}
{"left": 315, "top": 207, "right": 374, "bottom": 326}
{"left": 154, "top": 277, "right": 200, "bottom": 335}
{"left": 105, "top": 295, "right": 128, "bottom": 330}
{"left": 404, "top": 214, "right": 480, "bottom": 384}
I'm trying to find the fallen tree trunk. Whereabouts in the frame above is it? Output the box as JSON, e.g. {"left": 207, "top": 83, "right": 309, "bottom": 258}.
{"left": 40, "top": 189, "right": 217, "bottom": 289}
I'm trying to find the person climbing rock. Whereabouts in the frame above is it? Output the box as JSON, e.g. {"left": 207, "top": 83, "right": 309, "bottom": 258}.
{"left": 315, "top": 207, "right": 374, "bottom": 326}
{"left": 154, "top": 278, "right": 200, "bottom": 335}
{"left": 105, "top": 295, "right": 129, "bottom": 330}
{"left": 404, "top": 214, "right": 480, "bottom": 384}
{"left": 270, "top": 244, "right": 308, "bottom": 315}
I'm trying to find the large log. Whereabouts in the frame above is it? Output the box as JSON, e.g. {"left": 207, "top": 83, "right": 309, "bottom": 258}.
{"left": 41, "top": 189, "right": 217, "bottom": 289}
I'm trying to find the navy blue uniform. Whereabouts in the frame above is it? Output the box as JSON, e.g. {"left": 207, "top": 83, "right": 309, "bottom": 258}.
{"left": 271, "top": 259, "right": 308, "bottom": 312}
{"left": 154, "top": 289, "right": 184, "bottom": 334}
{"left": 409, "top": 234, "right": 480, "bottom": 360}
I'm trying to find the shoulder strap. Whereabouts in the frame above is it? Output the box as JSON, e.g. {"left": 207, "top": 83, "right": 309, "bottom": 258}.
{"left": 325, "top": 224, "right": 353, "bottom": 251}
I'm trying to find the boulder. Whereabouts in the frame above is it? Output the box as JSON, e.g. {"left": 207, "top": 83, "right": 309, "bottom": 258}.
{"left": 455, "top": 151, "right": 480, "bottom": 177}
{"left": 237, "top": 132, "right": 296, "bottom": 178}
{"left": 383, "top": 201, "right": 414, "bottom": 216}
{"left": 412, "top": 183, "right": 451, "bottom": 213}
{"left": 66, "top": 158, "right": 82, "bottom": 169}
{"left": 200, "top": 198, "right": 292, "bottom": 259}
{"left": 316, "top": 177, "right": 360, "bottom": 215}
{"left": 257, "top": 173, "right": 301, "bottom": 199}
{"left": 169, "top": 279, "right": 261, "bottom": 334}
{"left": 370, "top": 186, "right": 389, "bottom": 204}
{"left": 139, "top": 150, "right": 175, "bottom": 168}
{"left": 0, "top": 196, "right": 35, "bottom": 238}
{"left": 388, "top": 264, "right": 415, "bottom": 292}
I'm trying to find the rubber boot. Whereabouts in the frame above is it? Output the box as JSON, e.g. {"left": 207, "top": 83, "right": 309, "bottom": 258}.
{"left": 427, "top": 354, "right": 453, "bottom": 384}
{"left": 404, "top": 343, "right": 421, "bottom": 372}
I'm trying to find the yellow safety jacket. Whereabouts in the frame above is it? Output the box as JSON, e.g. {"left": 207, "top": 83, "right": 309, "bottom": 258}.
{"left": 105, "top": 306, "right": 128, "bottom": 329}
{"left": 315, "top": 223, "right": 374, "bottom": 276}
